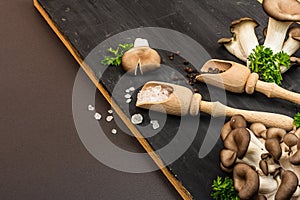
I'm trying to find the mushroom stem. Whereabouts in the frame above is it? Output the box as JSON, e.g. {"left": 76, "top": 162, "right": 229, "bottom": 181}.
{"left": 218, "top": 37, "right": 247, "bottom": 62}
{"left": 230, "top": 18, "right": 259, "bottom": 66}
{"left": 263, "top": 17, "right": 292, "bottom": 53}
{"left": 236, "top": 129, "right": 269, "bottom": 174}
{"left": 282, "top": 37, "right": 300, "bottom": 56}
{"left": 258, "top": 175, "right": 278, "bottom": 198}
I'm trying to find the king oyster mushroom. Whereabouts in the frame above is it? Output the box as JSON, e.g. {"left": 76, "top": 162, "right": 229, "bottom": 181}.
{"left": 262, "top": 0, "right": 300, "bottom": 54}
{"left": 282, "top": 26, "right": 300, "bottom": 56}
{"left": 281, "top": 27, "right": 300, "bottom": 72}
{"left": 218, "top": 37, "right": 247, "bottom": 62}
{"left": 219, "top": 18, "right": 259, "bottom": 66}
{"left": 121, "top": 38, "right": 161, "bottom": 75}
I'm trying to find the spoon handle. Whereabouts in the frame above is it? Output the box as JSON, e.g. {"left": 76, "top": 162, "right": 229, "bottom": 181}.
{"left": 199, "top": 100, "right": 294, "bottom": 130}
{"left": 255, "top": 80, "right": 300, "bottom": 106}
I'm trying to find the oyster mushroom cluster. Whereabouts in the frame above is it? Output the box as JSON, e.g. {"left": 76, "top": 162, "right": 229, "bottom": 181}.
{"left": 220, "top": 114, "right": 300, "bottom": 200}
{"left": 218, "top": 0, "right": 300, "bottom": 73}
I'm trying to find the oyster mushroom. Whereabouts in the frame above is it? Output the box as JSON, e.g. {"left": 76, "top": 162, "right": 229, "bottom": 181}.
{"left": 122, "top": 38, "right": 161, "bottom": 75}
{"left": 233, "top": 163, "right": 260, "bottom": 199}
{"left": 282, "top": 27, "right": 300, "bottom": 56}
{"left": 250, "top": 123, "right": 267, "bottom": 139}
{"left": 258, "top": 175, "right": 278, "bottom": 198}
{"left": 265, "top": 138, "right": 282, "bottom": 161}
{"left": 266, "top": 127, "right": 286, "bottom": 142}
{"left": 220, "top": 149, "right": 237, "bottom": 169}
{"left": 281, "top": 27, "right": 300, "bottom": 73}
{"left": 230, "top": 17, "right": 259, "bottom": 66}
{"left": 230, "top": 114, "right": 247, "bottom": 129}
{"left": 224, "top": 127, "right": 268, "bottom": 173}
{"left": 262, "top": 0, "right": 300, "bottom": 53}
{"left": 275, "top": 170, "right": 299, "bottom": 200}
{"left": 221, "top": 121, "right": 232, "bottom": 141}
{"left": 218, "top": 37, "right": 247, "bottom": 62}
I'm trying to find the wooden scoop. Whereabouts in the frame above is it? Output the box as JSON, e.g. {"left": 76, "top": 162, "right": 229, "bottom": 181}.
{"left": 196, "top": 59, "right": 300, "bottom": 105}
{"left": 136, "top": 81, "right": 294, "bottom": 130}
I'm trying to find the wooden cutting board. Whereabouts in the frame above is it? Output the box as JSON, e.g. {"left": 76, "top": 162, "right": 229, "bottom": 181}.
{"left": 34, "top": 0, "right": 300, "bottom": 199}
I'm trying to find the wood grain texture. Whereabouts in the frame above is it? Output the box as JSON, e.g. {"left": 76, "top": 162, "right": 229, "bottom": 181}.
{"left": 34, "top": 0, "right": 300, "bottom": 199}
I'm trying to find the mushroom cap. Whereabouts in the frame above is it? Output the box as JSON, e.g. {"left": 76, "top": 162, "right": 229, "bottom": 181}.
{"left": 262, "top": 0, "right": 300, "bottom": 22}
{"left": 288, "top": 26, "right": 300, "bottom": 41}
{"left": 265, "top": 138, "right": 282, "bottom": 160}
{"left": 121, "top": 47, "right": 161, "bottom": 75}
{"left": 250, "top": 123, "right": 267, "bottom": 138}
{"left": 233, "top": 163, "right": 259, "bottom": 200}
{"left": 221, "top": 121, "right": 232, "bottom": 141}
{"left": 283, "top": 133, "right": 298, "bottom": 148}
{"left": 217, "top": 37, "right": 233, "bottom": 44}
{"left": 266, "top": 127, "right": 286, "bottom": 142}
{"left": 290, "top": 150, "right": 300, "bottom": 165}
{"left": 275, "top": 170, "right": 299, "bottom": 200}
{"left": 230, "top": 114, "right": 247, "bottom": 129}
{"left": 220, "top": 149, "right": 237, "bottom": 168}
{"left": 259, "top": 159, "right": 269, "bottom": 175}
{"left": 224, "top": 128, "right": 250, "bottom": 159}
{"left": 220, "top": 162, "right": 233, "bottom": 173}
{"left": 230, "top": 17, "right": 259, "bottom": 33}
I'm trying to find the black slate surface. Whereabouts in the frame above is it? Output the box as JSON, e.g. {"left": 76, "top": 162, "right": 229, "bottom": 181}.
{"left": 36, "top": 0, "right": 300, "bottom": 199}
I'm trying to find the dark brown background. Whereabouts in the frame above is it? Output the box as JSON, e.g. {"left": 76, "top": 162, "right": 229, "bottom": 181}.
{"left": 0, "top": 0, "right": 181, "bottom": 199}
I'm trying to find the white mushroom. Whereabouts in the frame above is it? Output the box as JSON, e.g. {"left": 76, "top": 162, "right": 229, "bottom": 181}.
{"left": 262, "top": 0, "right": 300, "bottom": 53}
{"left": 281, "top": 27, "right": 300, "bottom": 73}
{"left": 230, "top": 18, "right": 259, "bottom": 66}
{"left": 218, "top": 37, "right": 247, "bottom": 62}
{"left": 122, "top": 38, "right": 161, "bottom": 75}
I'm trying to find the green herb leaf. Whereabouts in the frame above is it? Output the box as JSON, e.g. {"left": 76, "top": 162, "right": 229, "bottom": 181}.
{"left": 101, "top": 43, "right": 134, "bottom": 66}
{"left": 211, "top": 176, "right": 239, "bottom": 200}
{"left": 248, "top": 45, "right": 290, "bottom": 85}
{"left": 294, "top": 112, "right": 300, "bottom": 128}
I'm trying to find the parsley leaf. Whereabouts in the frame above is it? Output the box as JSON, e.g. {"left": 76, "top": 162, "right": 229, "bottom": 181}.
{"left": 248, "top": 45, "right": 290, "bottom": 85}
{"left": 101, "top": 43, "right": 134, "bottom": 66}
{"left": 211, "top": 176, "right": 239, "bottom": 200}
{"left": 294, "top": 112, "right": 300, "bottom": 128}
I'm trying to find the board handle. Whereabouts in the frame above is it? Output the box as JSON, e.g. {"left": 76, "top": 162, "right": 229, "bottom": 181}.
{"left": 255, "top": 80, "right": 300, "bottom": 106}
{"left": 199, "top": 100, "right": 294, "bottom": 130}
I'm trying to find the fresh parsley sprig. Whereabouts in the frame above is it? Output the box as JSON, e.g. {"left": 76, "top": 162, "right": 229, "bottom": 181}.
{"left": 211, "top": 176, "right": 239, "bottom": 200}
{"left": 101, "top": 43, "right": 134, "bottom": 66}
{"left": 294, "top": 112, "right": 300, "bottom": 128}
{"left": 248, "top": 45, "right": 290, "bottom": 85}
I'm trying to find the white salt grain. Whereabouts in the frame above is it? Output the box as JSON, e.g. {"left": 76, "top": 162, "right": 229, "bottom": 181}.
{"left": 111, "top": 129, "right": 117, "bottom": 134}
{"left": 94, "top": 113, "right": 102, "bottom": 120}
{"left": 126, "top": 99, "right": 132, "bottom": 104}
{"left": 128, "top": 87, "right": 135, "bottom": 92}
{"left": 131, "top": 114, "right": 143, "bottom": 125}
{"left": 124, "top": 94, "right": 131, "bottom": 99}
{"left": 137, "top": 85, "right": 170, "bottom": 103}
{"left": 106, "top": 116, "right": 114, "bottom": 122}
{"left": 88, "top": 105, "right": 95, "bottom": 111}
{"left": 108, "top": 109, "right": 113, "bottom": 114}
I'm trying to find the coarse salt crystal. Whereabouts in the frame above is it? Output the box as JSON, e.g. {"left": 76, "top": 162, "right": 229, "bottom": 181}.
{"left": 124, "top": 94, "right": 131, "bottom": 99}
{"left": 94, "top": 113, "right": 102, "bottom": 120}
{"left": 108, "top": 109, "right": 113, "bottom": 114}
{"left": 126, "top": 99, "right": 132, "bottom": 104}
{"left": 131, "top": 114, "right": 143, "bottom": 125}
{"left": 111, "top": 129, "right": 117, "bottom": 134}
{"left": 128, "top": 87, "right": 135, "bottom": 92}
{"left": 88, "top": 105, "right": 95, "bottom": 111}
{"left": 106, "top": 116, "right": 114, "bottom": 122}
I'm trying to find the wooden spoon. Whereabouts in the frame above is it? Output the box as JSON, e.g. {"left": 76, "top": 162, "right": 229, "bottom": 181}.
{"left": 196, "top": 59, "right": 300, "bottom": 105}
{"left": 136, "top": 81, "right": 294, "bottom": 130}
